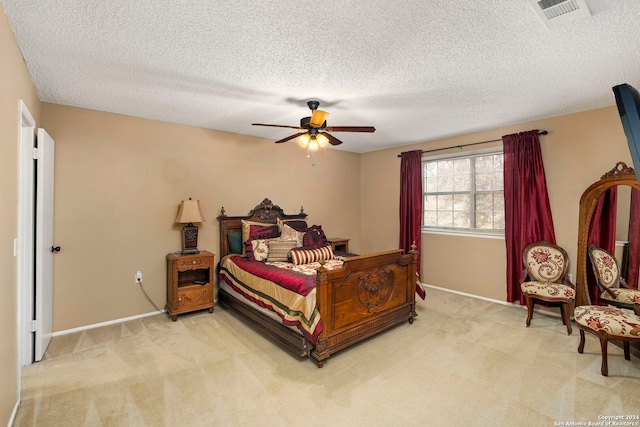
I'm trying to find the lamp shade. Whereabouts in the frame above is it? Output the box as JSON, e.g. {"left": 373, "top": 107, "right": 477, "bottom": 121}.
{"left": 175, "top": 199, "right": 204, "bottom": 224}
{"left": 316, "top": 133, "right": 329, "bottom": 147}
{"left": 298, "top": 133, "right": 311, "bottom": 146}
{"left": 310, "top": 109, "right": 329, "bottom": 127}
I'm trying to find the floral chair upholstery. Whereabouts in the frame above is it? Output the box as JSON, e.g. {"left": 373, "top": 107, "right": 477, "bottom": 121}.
{"left": 588, "top": 245, "right": 640, "bottom": 312}
{"left": 520, "top": 241, "right": 575, "bottom": 335}
{"left": 574, "top": 305, "right": 640, "bottom": 376}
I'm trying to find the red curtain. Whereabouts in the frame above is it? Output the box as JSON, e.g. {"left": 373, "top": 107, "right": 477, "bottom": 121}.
{"left": 626, "top": 188, "right": 640, "bottom": 289}
{"left": 503, "top": 130, "right": 556, "bottom": 304}
{"left": 399, "top": 150, "right": 425, "bottom": 299}
{"left": 586, "top": 187, "right": 618, "bottom": 305}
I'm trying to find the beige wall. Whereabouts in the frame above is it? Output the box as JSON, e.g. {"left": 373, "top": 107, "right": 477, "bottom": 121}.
{"left": 361, "top": 107, "right": 633, "bottom": 301}
{"left": 41, "top": 100, "right": 637, "bottom": 330}
{"left": 41, "top": 103, "right": 362, "bottom": 331}
{"left": 0, "top": 8, "right": 42, "bottom": 425}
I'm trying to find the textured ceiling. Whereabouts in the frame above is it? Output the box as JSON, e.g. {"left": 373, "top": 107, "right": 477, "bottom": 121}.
{"left": 3, "top": 0, "right": 640, "bottom": 153}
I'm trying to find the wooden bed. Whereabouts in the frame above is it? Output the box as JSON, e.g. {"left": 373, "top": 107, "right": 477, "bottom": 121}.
{"left": 216, "top": 198, "right": 417, "bottom": 367}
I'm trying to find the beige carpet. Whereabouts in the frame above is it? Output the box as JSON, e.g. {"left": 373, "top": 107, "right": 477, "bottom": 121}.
{"left": 14, "top": 288, "right": 640, "bottom": 426}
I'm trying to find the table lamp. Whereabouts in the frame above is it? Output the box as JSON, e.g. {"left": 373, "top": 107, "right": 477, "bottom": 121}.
{"left": 175, "top": 198, "right": 204, "bottom": 254}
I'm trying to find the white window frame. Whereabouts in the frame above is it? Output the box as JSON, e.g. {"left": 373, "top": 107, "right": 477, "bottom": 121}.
{"left": 422, "top": 147, "right": 505, "bottom": 237}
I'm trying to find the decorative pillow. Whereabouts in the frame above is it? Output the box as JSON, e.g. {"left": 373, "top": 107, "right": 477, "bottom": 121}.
{"left": 227, "top": 231, "right": 243, "bottom": 254}
{"left": 289, "top": 246, "right": 334, "bottom": 265}
{"left": 279, "top": 223, "right": 304, "bottom": 247}
{"left": 242, "top": 223, "right": 278, "bottom": 256}
{"left": 277, "top": 217, "right": 308, "bottom": 232}
{"left": 267, "top": 240, "right": 297, "bottom": 262}
{"left": 302, "top": 225, "right": 328, "bottom": 249}
{"left": 241, "top": 220, "right": 268, "bottom": 254}
{"left": 241, "top": 220, "right": 276, "bottom": 254}
{"left": 248, "top": 224, "right": 279, "bottom": 241}
{"left": 249, "top": 238, "right": 277, "bottom": 262}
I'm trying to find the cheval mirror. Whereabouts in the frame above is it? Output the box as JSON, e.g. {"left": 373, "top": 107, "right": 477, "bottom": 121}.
{"left": 576, "top": 162, "right": 640, "bottom": 307}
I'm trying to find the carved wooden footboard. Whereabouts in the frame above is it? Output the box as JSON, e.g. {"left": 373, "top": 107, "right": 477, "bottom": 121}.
{"left": 313, "top": 249, "right": 417, "bottom": 367}
{"left": 217, "top": 198, "right": 417, "bottom": 367}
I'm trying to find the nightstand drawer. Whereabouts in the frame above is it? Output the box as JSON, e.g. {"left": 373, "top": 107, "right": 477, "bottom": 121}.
{"left": 175, "top": 286, "right": 212, "bottom": 310}
{"left": 175, "top": 257, "right": 211, "bottom": 270}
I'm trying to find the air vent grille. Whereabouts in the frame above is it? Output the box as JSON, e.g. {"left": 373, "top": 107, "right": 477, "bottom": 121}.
{"left": 538, "top": 0, "right": 573, "bottom": 11}
{"left": 529, "top": 0, "right": 591, "bottom": 28}
{"left": 542, "top": 0, "right": 579, "bottom": 18}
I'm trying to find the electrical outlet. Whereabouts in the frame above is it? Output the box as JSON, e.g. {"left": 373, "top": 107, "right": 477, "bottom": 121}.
{"left": 135, "top": 270, "right": 143, "bottom": 283}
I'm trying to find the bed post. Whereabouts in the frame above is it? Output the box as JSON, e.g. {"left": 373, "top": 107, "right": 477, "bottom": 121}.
{"left": 408, "top": 243, "right": 418, "bottom": 323}
{"left": 313, "top": 261, "right": 331, "bottom": 368}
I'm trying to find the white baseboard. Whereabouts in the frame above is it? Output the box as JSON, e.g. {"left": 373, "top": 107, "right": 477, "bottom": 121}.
{"left": 423, "top": 283, "right": 513, "bottom": 306}
{"left": 422, "top": 283, "right": 563, "bottom": 318}
{"left": 8, "top": 400, "right": 19, "bottom": 427}
{"left": 52, "top": 310, "right": 165, "bottom": 337}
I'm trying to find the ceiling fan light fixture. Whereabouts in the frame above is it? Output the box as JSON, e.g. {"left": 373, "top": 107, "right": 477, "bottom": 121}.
{"left": 308, "top": 137, "right": 320, "bottom": 151}
{"left": 298, "top": 133, "right": 311, "bottom": 147}
{"left": 316, "top": 133, "right": 329, "bottom": 147}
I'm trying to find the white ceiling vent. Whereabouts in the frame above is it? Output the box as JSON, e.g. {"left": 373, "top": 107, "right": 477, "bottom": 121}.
{"left": 529, "top": 0, "right": 592, "bottom": 29}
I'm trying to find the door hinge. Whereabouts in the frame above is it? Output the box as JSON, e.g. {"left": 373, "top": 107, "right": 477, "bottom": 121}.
{"left": 30, "top": 320, "right": 37, "bottom": 332}
{"left": 32, "top": 147, "right": 39, "bottom": 159}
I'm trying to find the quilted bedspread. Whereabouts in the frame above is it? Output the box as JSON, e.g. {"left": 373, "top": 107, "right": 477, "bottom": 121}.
{"left": 218, "top": 255, "right": 344, "bottom": 343}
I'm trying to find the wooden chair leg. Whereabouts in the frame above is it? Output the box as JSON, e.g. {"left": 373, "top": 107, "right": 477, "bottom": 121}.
{"left": 597, "top": 330, "right": 609, "bottom": 376}
{"left": 578, "top": 329, "right": 586, "bottom": 354}
{"left": 560, "top": 303, "right": 572, "bottom": 335}
{"left": 525, "top": 296, "right": 534, "bottom": 327}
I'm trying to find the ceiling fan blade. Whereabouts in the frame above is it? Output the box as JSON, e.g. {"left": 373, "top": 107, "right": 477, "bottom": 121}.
{"left": 274, "top": 132, "right": 307, "bottom": 144}
{"left": 323, "top": 126, "right": 376, "bottom": 133}
{"left": 252, "top": 123, "right": 304, "bottom": 130}
{"left": 309, "top": 110, "right": 329, "bottom": 128}
{"left": 322, "top": 132, "right": 343, "bottom": 146}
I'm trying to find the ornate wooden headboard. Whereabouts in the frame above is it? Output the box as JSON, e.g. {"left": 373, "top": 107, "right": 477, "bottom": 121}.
{"left": 216, "top": 198, "right": 307, "bottom": 259}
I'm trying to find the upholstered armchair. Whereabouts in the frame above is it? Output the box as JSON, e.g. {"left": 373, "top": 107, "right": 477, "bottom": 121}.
{"left": 574, "top": 305, "right": 640, "bottom": 376}
{"left": 587, "top": 245, "right": 640, "bottom": 315}
{"left": 520, "top": 241, "right": 576, "bottom": 335}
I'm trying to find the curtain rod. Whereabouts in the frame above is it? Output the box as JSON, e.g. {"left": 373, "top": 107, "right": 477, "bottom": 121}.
{"left": 397, "top": 130, "right": 548, "bottom": 157}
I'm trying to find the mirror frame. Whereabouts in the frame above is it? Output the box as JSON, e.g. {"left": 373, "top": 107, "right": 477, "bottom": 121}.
{"left": 576, "top": 162, "right": 640, "bottom": 306}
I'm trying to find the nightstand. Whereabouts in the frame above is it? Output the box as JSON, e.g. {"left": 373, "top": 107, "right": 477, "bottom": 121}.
{"left": 166, "top": 250, "right": 215, "bottom": 321}
{"left": 327, "top": 238, "right": 350, "bottom": 253}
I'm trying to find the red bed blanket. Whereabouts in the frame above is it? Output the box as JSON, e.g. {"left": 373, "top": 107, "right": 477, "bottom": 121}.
{"left": 219, "top": 255, "right": 340, "bottom": 343}
{"left": 226, "top": 255, "right": 317, "bottom": 296}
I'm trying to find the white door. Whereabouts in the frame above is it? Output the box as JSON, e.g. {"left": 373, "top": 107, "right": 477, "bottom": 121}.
{"left": 35, "top": 128, "right": 55, "bottom": 361}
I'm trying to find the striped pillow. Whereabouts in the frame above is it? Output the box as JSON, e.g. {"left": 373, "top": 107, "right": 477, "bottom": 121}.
{"left": 289, "top": 246, "right": 334, "bottom": 265}
{"left": 267, "top": 240, "right": 297, "bottom": 262}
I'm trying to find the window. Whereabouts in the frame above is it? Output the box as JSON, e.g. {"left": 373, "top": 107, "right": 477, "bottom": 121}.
{"left": 423, "top": 150, "right": 504, "bottom": 233}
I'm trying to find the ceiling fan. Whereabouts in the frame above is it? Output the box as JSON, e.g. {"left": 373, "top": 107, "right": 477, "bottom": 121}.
{"left": 252, "top": 100, "right": 376, "bottom": 147}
